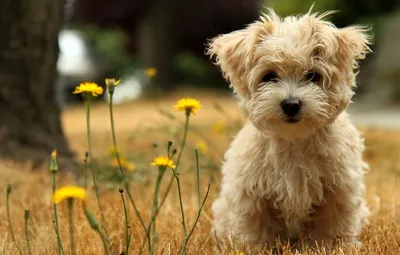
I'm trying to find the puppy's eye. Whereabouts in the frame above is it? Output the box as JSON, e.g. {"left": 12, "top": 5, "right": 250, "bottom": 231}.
{"left": 305, "top": 71, "right": 322, "bottom": 83}
{"left": 261, "top": 72, "right": 279, "bottom": 83}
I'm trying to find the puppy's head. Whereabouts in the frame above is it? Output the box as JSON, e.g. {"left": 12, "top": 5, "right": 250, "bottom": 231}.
{"left": 207, "top": 8, "right": 372, "bottom": 139}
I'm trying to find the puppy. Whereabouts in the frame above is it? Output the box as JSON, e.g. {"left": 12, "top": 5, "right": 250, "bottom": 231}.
{"left": 207, "top": 8, "right": 372, "bottom": 252}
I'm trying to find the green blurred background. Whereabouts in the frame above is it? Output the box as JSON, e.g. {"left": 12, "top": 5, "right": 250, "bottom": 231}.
{"left": 59, "top": 0, "right": 400, "bottom": 106}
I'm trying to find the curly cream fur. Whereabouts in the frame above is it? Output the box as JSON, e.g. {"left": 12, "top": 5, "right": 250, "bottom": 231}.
{"left": 207, "top": 8, "right": 372, "bottom": 251}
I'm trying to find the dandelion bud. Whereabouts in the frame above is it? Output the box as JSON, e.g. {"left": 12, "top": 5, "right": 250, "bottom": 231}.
{"left": 168, "top": 140, "right": 173, "bottom": 148}
{"left": 24, "top": 209, "right": 30, "bottom": 220}
{"left": 84, "top": 209, "right": 100, "bottom": 230}
{"left": 50, "top": 149, "right": 58, "bottom": 173}
{"left": 6, "top": 184, "right": 12, "bottom": 194}
{"left": 172, "top": 149, "right": 178, "bottom": 157}
{"left": 119, "top": 188, "right": 124, "bottom": 193}
{"left": 152, "top": 142, "right": 158, "bottom": 149}
{"left": 51, "top": 149, "right": 57, "bottom": 159}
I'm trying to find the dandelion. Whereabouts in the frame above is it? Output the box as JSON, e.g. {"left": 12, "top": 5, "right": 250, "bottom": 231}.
{"left": 151, "top": 156, "right": 176, "bottom": 169}
{"left": 112, "top": 158, "right": 135, "bottom": 172}
{"left": 105, "top": 78, "right": 121, "bottom": 94}
{"left": 173, "top": 98, "right": 202, "bottom": 116}
{"left": 213, "top": 120, "right": 225, "bottom": 134}
{"left": 105, "top": 78, "right": 121, "bottom": 87}
{"left": 196, "top": 141, "right": 208, "bottom": 155}
{"left": 145, "top": 67, "right": 157, "bottom": 77}
{"left": 53, "top": 186, "right": 87, "bottom": 204}
{"left": 72, "top": 82, "right": 103, "bottom": 97}
{"left": 236, "top": 251, "right": 244, "bottom": 255}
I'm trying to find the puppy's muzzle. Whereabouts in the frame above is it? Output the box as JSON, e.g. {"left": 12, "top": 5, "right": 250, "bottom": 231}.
{"left": 281, "top": 99, "right": 302, "bottom": 122}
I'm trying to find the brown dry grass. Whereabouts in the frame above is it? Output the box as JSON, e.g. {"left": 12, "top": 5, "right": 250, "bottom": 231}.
{"left": 0, "top": 91, "right": 399, "bottom": 255}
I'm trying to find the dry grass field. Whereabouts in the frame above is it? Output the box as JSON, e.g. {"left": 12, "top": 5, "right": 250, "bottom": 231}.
{"left": 0, "top": 90, "right": 399, "bottom": 255}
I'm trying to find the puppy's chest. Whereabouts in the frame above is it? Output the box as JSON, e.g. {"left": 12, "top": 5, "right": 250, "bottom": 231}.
{"left": 248, "top": 146, "right": 331, "bottom": 218}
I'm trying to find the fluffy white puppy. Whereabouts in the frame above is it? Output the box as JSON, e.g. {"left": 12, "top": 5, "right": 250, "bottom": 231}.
{"left": 207, "top": 8, "right": 372, "bottom": 251}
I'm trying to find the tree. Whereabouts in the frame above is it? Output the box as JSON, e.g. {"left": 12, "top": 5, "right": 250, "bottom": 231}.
{"left": 0, "top": 0, "right": 74, "bottom": 169}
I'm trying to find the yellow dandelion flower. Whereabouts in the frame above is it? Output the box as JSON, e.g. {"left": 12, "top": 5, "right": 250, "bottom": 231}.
{"left": 196, "top": 141, "right": 208, "bottom": 155}
{"left": 151, "top": 156, "right": 176, "bottom": 169}
{"left": 53, "top": 186, "right": 87, "bottom": 204}
{"left": 213, "top": 120, "right": 225, "bottom": 134}
{"left": 72, "top": 82, "right": 103, "bottom": 97}
{"left": 112, "top": 157, "right": 136, "bottom": 172}
{"left": 173, "top": 98, "right": 202, "bottom": 116}
{"left": 145, "top": 67, "right": 157, "bottom": 77}
{"left": 105, "top": 78, "right": 121, "bottom": 87}
{"left": 235, "top": 251, "right": 244, "bottom": 255}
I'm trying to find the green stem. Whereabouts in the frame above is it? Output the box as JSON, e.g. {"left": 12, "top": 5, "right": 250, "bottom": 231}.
{"left": 140, "top": 114, "right": 191, "bottom": 251}
{"left": 108, "top": 92, "right": 148, "bottom": 252}
{"left": 125, "top": 185, "right": 149, "bottom": 253}
{"left": 180, "top": 183, "right": 211, "bottom": 255}
{"left": 120, "top": 191, "right": 130, "bottom": 255}
{"left": 86, "top": 100, "right": 110, "bottom": 245}
{"left": 175, "top": 113, "right": 190, "bottom": 172}
{"left": 83, "top": 207, "right": 109, "bottom": 255}
{"left": 83, "top": 153, "right": 89, "bottom": 190}
{"left": 195, "top": 150, "right": 201, "bottom": 210}
{"left": 148, "top": 168, "right": 166, "bottom": 254}
{"left": 6, "top": 185, "right": 22, "bottom": 255}
{"left": 96, "top": 229, "right": 109, "bottom": 255}
{"left": 170, "top": 169, "right": 187, "bottom": 236}
{"left": 52, "top": 173, "right": 65, "bottom": 255}
{"left": 67, "top": 199, "right": 76, "bottom": 255}
{"left": 24, "top": 210, "right": 32, "bottom": 255}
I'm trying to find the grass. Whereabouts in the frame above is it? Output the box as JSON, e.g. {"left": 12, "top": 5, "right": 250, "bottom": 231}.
{"left": 0, "top": 90, "right": 399, "bottom": 255}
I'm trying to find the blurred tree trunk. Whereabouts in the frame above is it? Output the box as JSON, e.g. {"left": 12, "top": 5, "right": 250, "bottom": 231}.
{"left": 137, "top": 0, "right": 178, "bottom": 95}
{"left": 0, "top": 0, "right": 75, "bottom": 169}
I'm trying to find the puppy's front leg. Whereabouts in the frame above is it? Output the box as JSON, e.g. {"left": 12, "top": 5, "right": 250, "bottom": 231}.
{"left": 212, "top": 189, "right": 281, "bottom": 248}
{"left": 304, "top": 189, "right": 369, "bottom": 251}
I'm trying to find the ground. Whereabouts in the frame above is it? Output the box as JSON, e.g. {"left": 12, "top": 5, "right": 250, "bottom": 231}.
{"left": 0, "top": 90, "right": 399, "bottom": 255}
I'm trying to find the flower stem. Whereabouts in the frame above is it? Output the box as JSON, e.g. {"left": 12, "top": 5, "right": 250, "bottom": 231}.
{"left": 180, "top": 182, "right": 210, "bottom": 255}
{"left": 175, "top": 113, "right": 191, "bottom": 172}
{"left": 179, "top": 152, "right": 211, "bottom": 255}
{"left": 83, "top": 152, "right": 89, "bottom": 190}
{"left": 120, "top": 190, "right": 131, "bottom": 255}
{"left": 140, "top": 114, "right": 191, "bottom": 251}
{"left": 108, "top": 91, "right": 148, "bottom": 252}
{"left": 170, "top": 168, "right": 187, "bottom": 237}
{"left": 86, "top": 100, "right": 110, "bottom": 246}
{"left": 148, "top": 168, "right": 166, "bottom": 254}
{"left": 195, "top": 150, "right": 201, "bottom": 210}
{"left": 6, "top": 185, "right": 22, "bottom": 255}
{"left": 83, "top": 206, "right": 109, "bottom": 255}
{"left": 67, "top": 199, "right": 76, "bottom": 255}
{"left": 52, "top": 173, "right": 65, "bottom": 255}
{"left": 24, "top": 210, "right": 32, "bottom": 255}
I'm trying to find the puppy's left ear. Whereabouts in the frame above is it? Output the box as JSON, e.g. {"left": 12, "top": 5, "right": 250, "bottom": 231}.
{"left": 206, "top": 28, "right": 260, "bottom": 96}
{"left": 335, "top": 25, "right": 373, "bottom": 68}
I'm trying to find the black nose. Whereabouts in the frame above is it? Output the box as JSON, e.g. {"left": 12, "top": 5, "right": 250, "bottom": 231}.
{"left": 281, "top": 99, "right": 301, "bottom": 117}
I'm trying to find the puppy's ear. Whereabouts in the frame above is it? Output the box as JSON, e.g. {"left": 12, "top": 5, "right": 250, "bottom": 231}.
{"left": 335, "top": 25, "right": 373, "bottom": 68}
{"left": 206, "top": 28, "right": 258, "bottom": 95}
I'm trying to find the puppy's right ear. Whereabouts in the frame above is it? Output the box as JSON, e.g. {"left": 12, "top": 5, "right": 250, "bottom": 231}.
{"left": 206, "top": 29, "right": 255, "bottom": 94}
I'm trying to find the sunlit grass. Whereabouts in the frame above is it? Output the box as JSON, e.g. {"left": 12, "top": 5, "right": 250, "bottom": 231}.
{"left": 0, "top": 88, "right": 399, "bottom": 254}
